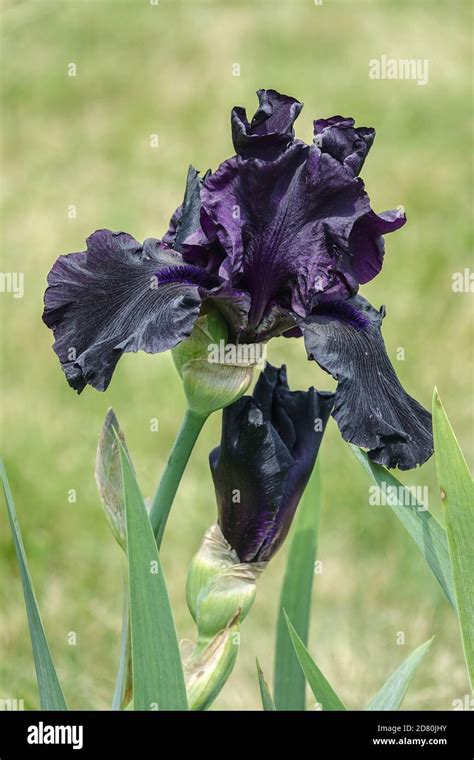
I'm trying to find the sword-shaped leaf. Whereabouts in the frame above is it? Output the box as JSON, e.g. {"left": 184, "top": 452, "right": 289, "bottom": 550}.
{"left": 366, "top": 638, "right": 433, "bottom": 710}
{"left": 274, "top": 463, "right": 321, "bottom": 710}
{"left": 285, "top": 612, "right": 346, "bottom": 711}
{"left": 433, "top": 389, "right": 474, "bottom": 689}
{"left": 350, "top": 445, "right": 455, "bottom": 608}
{"left": 256, "top": 659, "right": 276, "bottom": 711}
{"left": 1, "top": 460, "right": 68, "bottom": 710}
{"left": 117, "top": 439, "right": 188, "bottom": 710}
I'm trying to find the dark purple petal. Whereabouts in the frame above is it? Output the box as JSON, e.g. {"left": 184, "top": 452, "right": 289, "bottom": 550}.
{"left": 206, "top": 283, "right": 251, "bottom": 339}
{"left": 199, "top": 131, "right": 406, "bottom": 332}
{"left": 162, "top": 208, "right": 181, "bottom": 248}
{"left": 239, "top": 300, "right": 297, "bottom": 343}
{"left": 298, "top": 295, "right": 433, "bottom": 470}
{"left": 43, "top": 230, "right": 203, "bottom": 392}
{"left": 164, "top": 166, "right": 227, "bottom": 275}
{"left": 164, "top": 97, "right": 405, "bottom": 341}
{"left": 200, "top": 143, "right": 377, "bottom": 328}
{"left": 167, "top": 166, "right": 203, "bottom": 252}
{"left": 210, "top": 363, "right": 334, "bottom": 562}
{"left": 232, "top": 88, "right": 303, "bottom": 159}
{"left": 314, "top": 116, "right": 375, "bottom": 177}
{"left": 163, "top": 166, "right": 208, "bottom": 251}
{"left": 349, "top": 208, "right": 406, "bottom": 284}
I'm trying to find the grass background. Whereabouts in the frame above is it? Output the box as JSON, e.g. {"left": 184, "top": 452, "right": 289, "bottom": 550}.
{"left": 1, "top": 0, "right": 472, "bottom": 710}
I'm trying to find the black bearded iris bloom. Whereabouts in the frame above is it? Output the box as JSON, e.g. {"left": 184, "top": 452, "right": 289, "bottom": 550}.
{"left": 210, "top": 363, "right": 334, "bottom": 563}
{"left": 42, "top": 88, "right": 433, "bottom": 470}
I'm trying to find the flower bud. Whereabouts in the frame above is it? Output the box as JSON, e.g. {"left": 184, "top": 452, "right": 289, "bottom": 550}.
{"left": 172, "top": 307, "right": 260, "bottom": 416}
{"left": 186, "top": 524, "right": 266, "bottom": 645}
{"left": 183, "top": 524, "right": 266, "bottom": 709}
{"left": 210, "top": 363, "right": 334, "bottom": 562}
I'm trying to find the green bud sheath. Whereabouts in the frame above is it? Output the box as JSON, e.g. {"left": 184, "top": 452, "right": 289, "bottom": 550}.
{"left": 180, "top": 359, "right": 254, "bottom": 416}
{"left": 186, "top": 523, "right": 241, "bottom": 621}
{"left": 183, "top": 524, "right": 267, "bottom": 709}
{"left": 186, "top": 525, "right": 267, "bottom": 638}
{"left": 172, "top": 307, "right": 262, "bottom": 416}
{"left": 173, "top": 307, "right": 228, "bottom": 375}
{"left": 95, "top": 408, "right": 128, "bottom": 551}
{"left": 182, "top": 614, "right": 240, "bottom": 712}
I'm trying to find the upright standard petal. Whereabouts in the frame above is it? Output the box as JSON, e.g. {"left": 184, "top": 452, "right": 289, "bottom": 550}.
{"left": 200, "top": 144, "right": 379, "bottom": 328}
{"left": 348, "top": 208, "right": 406, "bottom": 284}
{"left": 232, "top": 89, "right": 303, "bottom": 159}
{"left": 43, "top": 230, "right": 204, "bottom": 392}
{"left": 164, "top": 165, "right": 226, "bottom": 274}
{"left": 169, "top": 92, "right": 406, "bottom": 343}
{"left": 162, "top": 165, "right": 203, "bottom": 252}
{"left": 298, "top": 295, "right": 433, "bottom": 470}
{"left": 313, "top": 116, "right": 375, "bottom": 177}
{"left": 210, "top": 364, "right": 334, "bottom": 562}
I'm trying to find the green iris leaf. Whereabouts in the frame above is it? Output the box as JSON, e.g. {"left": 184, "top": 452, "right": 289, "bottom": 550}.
{"left": 1, "top": 460, "right": 68, "bottom": 710}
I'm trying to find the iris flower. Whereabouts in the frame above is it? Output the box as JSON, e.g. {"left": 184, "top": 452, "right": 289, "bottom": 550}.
{"left": 43, "top": 88, "right": 433, "bottom": 470}
{"left": 210, "top": 363, "right": 334, "bottom": 563}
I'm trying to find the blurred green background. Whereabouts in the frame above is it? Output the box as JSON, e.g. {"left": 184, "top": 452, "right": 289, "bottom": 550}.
{"left": 1, "top": 0, "right": 472, "bottom": 710}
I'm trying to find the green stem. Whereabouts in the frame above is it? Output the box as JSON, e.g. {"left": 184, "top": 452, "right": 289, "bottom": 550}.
{"left": 149, "top": 409, "right": 208, "bottom": 547}
{"left": 112, "top": 408, "right": 208, "bottom": 708}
